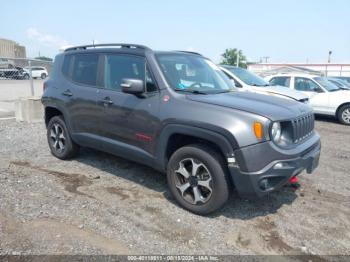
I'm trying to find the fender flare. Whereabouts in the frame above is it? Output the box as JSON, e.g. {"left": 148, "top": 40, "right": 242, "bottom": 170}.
{"left": 43, "top": 102, "right": 74, "bottom": 134}
{"left": 155, "top": 123, "right": 239, "bottom": 171}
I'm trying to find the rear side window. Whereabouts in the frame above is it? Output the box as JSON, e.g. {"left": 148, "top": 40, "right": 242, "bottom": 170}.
{"left": 270, "top": 76, "right": 290, "bottom": 87}
{"left": 62, "top": 55, "right": 73, "bottom": 77}
{"left": 104, "top": 54, "right": 148, "bottom": 91}
{"left": 72, "top": 54, "right": 99, "bottom": 86}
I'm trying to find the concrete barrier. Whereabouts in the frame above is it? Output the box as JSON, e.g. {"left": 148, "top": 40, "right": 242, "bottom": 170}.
{"left": 15, "top": 97, "right": 43, "bottom": 123}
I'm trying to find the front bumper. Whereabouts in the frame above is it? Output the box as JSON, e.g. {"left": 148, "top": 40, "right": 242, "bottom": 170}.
{"left": 229, "top": 135, "right": 321, "bottom": 198}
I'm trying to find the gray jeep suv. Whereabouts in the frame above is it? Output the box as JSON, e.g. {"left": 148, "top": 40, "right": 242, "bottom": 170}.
{"left": 42, "top": 44, "right": 321, "bottom": 215}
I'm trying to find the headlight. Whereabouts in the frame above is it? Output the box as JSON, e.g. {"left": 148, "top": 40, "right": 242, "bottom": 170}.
{"left": 271, "top": 122, "right": 282, "bottom": 143}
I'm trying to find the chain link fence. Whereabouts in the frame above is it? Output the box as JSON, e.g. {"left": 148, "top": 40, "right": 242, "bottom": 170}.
{"left": 0, "top": 57, "right": 53, "bottom": 95}
{"left": 0, "top": 57, "right": 53, "bottom": 118}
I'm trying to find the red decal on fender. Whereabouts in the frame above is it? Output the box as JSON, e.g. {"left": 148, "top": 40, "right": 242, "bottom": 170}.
{"left": 135, "top": 133, "right": 152, "bottom": 141}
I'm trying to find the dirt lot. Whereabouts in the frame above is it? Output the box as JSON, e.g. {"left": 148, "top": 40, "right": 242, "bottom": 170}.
{"left": 0, "top": 116, "right": 349, "bottom": 257}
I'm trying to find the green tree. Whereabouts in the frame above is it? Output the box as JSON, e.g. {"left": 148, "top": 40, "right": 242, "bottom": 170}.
{"left": 34, "top": 56, "right": 53, "bottom": 62}
{"left": 220, "top": 48, "right": 247, "bottom": 68}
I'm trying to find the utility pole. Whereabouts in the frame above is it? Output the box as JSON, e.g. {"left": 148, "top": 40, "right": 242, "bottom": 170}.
{"left": 261, "top": 56, "right": 270, "bottom": 63}
{"left": 328, "top": 50, "right": 332, "bottom": 63}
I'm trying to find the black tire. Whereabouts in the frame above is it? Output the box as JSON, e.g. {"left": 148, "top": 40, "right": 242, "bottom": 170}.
{"left": 41, "top": 73, "right": 47, "bottom": 79}
{"left": 337, "top": 104, "right": 350, "bottom": 125}
{"left": 47, "top": 115, "right": 79, "bottom": 159}
{"left": 167, "top": 144, "right": 230, "bottom": 215}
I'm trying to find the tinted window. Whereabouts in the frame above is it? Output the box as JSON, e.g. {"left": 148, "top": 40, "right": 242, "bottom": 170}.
{"left": 146, "top": 68, "right": 157, "bottom": 92}
{"left": 72, "top": 54, "right": 99, "bottom": 86}
{"left": 62, "top": 55, "right": 73, "bottom": 77}
{"left": 104, "top": 54, "right": 145, "bottom": 91}
{"left": 270, "top": 76, "right": 290, "bottom": 87}
{"left": 294, "top": 77, "right": 321, "bottom": 92}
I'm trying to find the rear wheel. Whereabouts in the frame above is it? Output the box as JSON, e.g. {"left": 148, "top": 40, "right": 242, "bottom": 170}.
{"left": 41, "top": 73, "right": 47, "bottom": 79}
{"left": 338, "top": 104, "right": 350, "bottom": 125}
{"left": 167, "top": 144, "right": 230, "bottom": 215}
{"left": 47, "top": 116, "right": 79, "bottom": 159}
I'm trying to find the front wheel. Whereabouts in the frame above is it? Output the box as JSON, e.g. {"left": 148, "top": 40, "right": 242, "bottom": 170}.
{"left": 41, "top": 73, "right": 47, "bottom": 79}
{"left": 167, "top": 144, "right": 230, "bottom": 215}
{"left": 338, "top": 104, "right": 350, "bottom": 125}
{"left": 47, "top": 116, "right": 79, "bottom": 159}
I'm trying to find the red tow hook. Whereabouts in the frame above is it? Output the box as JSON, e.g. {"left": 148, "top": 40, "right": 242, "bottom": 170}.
{"left": 289, "top": 176, "right": 299, "bottom": 184}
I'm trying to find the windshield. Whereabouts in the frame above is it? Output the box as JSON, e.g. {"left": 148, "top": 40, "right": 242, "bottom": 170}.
{"left": 156, "top": 54, "right": 234, "bottom": 94}
{"left": 226, "top": 66, "right": 269, "bottom": 86}
{"left": 314, "top": 77, "right": 340, "bottom": 92}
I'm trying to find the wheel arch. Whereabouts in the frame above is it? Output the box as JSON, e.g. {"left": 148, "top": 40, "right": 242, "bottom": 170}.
{"left": 336, "top": 102, "right": 350, "bottom": 116}
{"left": 156, "top": 124, "right": 238, "bottom": 172}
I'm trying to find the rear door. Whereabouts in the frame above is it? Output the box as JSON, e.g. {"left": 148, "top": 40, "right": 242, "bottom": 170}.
{"left": 96, "top": 53, "right": 160, "bottom": 155}
{"left": 61, "top": 53, "right": 101, "bottom": 138}
{"left": 293, "top": 77, "right": 329, "bottom": 113}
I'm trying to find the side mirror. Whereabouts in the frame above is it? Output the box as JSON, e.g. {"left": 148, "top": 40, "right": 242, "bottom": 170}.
{"left": 121, "top": 78, "right": 145, "bottom": 95}
{"left": 314, "top": 87, "right": 324, "bottom": 93}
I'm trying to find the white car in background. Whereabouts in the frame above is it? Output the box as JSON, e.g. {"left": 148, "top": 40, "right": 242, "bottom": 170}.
{"left": 266, "top": 74, "right": 350, "bottom": 125}
{"left": 23, "top": 66, "right": 48, "bottom": 79}
{"left": 220, "top": 65, "right": 310, "bottom": 104}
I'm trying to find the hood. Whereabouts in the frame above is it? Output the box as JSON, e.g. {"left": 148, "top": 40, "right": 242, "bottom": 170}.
{"left": 187, "top": 91, "right": 312, "bottom": 121}
{"left": 253, "top": 85, "right": 309, "bottom": 102}
{"left": 327, "top": 90, "right": 350, "bottom": 99}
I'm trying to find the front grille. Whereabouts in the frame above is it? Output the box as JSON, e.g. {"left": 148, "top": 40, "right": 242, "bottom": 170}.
{"left": 291, "top": 113, "right": 314, "bottom": 143}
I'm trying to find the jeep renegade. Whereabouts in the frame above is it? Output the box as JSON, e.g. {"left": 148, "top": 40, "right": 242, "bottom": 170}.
{"left": 42, "top": 44, "right": 321, "bottom": 215}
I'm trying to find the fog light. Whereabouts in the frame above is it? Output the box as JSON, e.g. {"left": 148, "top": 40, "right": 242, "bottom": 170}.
{"left": 227, "top": 157, "right": 236, "bottom": 164}
{"left": 274, "top": 162, "right": 289, "bottom": 169}
{"left": 259, "top": 179, "right": 269, "bottom": 190}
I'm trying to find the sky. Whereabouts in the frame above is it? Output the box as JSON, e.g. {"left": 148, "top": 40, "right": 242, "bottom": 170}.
{"left": 1, "top": 0, "right": 350, "bottom": 63}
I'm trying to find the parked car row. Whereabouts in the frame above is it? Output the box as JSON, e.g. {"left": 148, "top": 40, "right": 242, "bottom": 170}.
{"left": 265, "top": 74, "right": 350, "bottom": 125}
{"left": 0, "top": 65, "right": 48, "bottom": 80}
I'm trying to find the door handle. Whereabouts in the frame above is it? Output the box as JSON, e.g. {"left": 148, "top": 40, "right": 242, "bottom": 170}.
{"left": 62, "top": 89, "right": 73, "bottom": 97}
{"left": 100, "top": 97, "right": 113, "bottom": 105}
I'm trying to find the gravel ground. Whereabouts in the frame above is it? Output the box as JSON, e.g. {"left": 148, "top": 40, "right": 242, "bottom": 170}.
{"left": 0, "top": 116, "right": 349, "bottom": 257}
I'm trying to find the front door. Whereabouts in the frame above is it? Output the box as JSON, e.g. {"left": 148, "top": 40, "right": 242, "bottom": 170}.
{"left": 294, "top": 77, "right": 329, "bottom": 113}
{"left": 96, "top": 53, "right": 160, "bottom": 155}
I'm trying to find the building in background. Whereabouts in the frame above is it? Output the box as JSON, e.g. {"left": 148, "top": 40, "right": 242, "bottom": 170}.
{"left": 248, "top": 63, "right": 350, "bottom": 77}
{"left": 0, "top": 38, "right": 26, "bottom": 58}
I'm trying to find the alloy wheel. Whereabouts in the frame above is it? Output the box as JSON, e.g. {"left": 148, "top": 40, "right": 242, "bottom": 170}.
{"left": 49, "top": 123, "right": 66, "bottom": 153}
{"left": 342, "top": 108, "right": 350, "bottom": 124}
{"left": 174, "top": 158, "right": 212, "bottom": 205}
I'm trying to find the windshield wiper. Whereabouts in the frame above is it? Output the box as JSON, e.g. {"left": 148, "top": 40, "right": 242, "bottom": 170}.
{"left": 252, "top": 84, "right": 269, "bottom": 87}
{"left": 174, "top": 88, "right": 207, "bottom": 95}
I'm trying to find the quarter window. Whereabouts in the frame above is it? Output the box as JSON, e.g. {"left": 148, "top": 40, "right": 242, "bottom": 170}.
{"left": 62, "top": 55, "right": 73, "bottom": 78}
{"left": 72, "top": 54, "right": 99, "bottom": 86}
{"left": 294, "top": 77, "right": 320, "bottom": 92}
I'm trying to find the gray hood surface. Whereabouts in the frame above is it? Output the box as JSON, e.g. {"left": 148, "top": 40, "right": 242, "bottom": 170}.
{"left": 187, "top": 91, "right": 312, "bottom": 121}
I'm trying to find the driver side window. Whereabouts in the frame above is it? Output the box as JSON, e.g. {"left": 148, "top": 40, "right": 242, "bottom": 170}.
{"left": 294, "top": 77, "right": 321, "bottom": 92}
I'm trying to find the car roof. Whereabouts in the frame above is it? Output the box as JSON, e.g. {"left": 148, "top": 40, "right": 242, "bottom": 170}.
{"left": 268, "top": 73, "right": 321, "bottom": 78}
{"left": 63, "top": 43, "right": 204, "bottom": 58}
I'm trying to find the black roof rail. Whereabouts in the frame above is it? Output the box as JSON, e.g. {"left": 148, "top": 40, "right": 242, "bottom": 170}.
{"left": 64, "top": 43, "right": 151, "bottom": 52}
{"left": 175, "top": 50, "right": 203, "bottom": 56}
